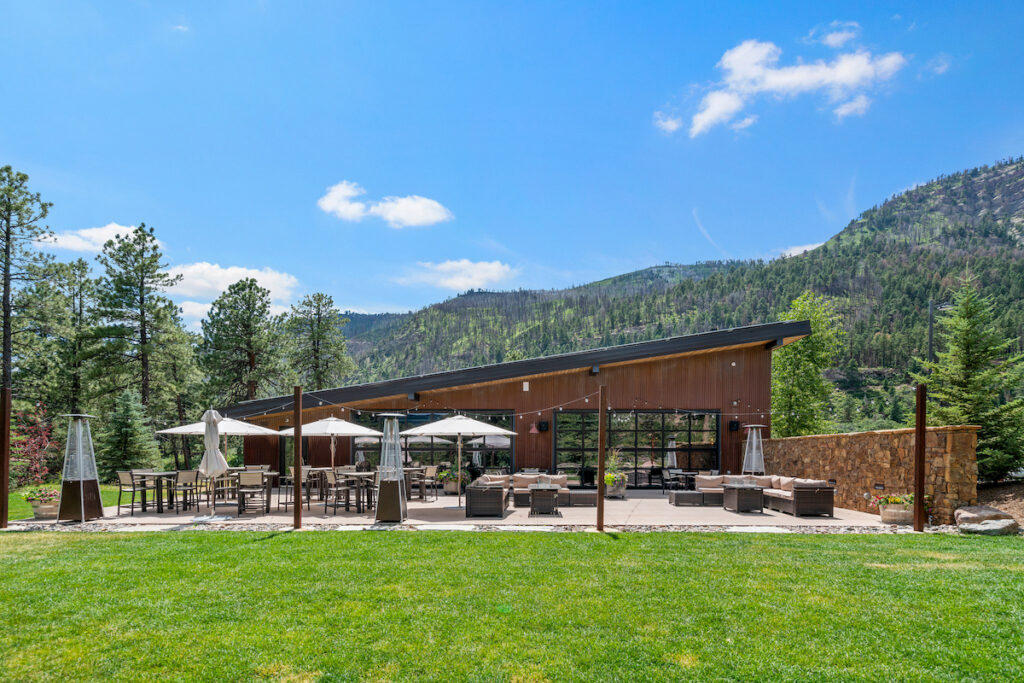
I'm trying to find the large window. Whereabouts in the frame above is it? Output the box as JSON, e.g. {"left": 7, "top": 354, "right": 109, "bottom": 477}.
{"left": 554, "top": 410, "right": 719, "bottom": 487}
{"left": 348, "top": 411, "right": 514, "bottom": 471}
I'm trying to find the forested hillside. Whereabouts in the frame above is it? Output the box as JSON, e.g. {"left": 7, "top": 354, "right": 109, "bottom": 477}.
{"left": 343, "top": 158, "right": 1024, "bottom": 386}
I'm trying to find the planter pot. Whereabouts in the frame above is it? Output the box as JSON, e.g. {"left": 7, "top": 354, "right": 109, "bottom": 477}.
{"left": 30, "top": 501, "right": 60, "bottom": 520}
{"left": 443, "top": 481, "right": 461, "bottom": 495}
{"left": 879, "top": 504, "right": 913, "bottom": 525}
{"left": 605, "top": 480, "right": 627, "bottom": 499}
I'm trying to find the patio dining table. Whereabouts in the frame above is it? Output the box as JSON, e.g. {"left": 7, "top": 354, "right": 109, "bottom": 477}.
{"left": 133, "top": 471, "right": 178, "bottom": 513}
{"left": 230, "top": 470, "right": 278, "bottom": 514}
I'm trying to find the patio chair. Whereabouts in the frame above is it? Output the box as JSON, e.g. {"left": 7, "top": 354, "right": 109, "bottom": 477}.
{"left": 116, "top": 471, "right": 148, "bottom": 516}
{"left": 421, "top": 465, "right": 439, "bottom": 501}
{"left": 206, "top": 473, "right": 235, "bottom": 511}
{"left": 323, "top": 471, "right": 358, "bottom": 514}
{"left": 173, "top": 470, "right": 200, "bottom": 512}
{"left": 237, "top": 471, "right": 268, "bottom": 515}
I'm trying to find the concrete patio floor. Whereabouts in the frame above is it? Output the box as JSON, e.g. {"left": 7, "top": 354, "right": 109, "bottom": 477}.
{"left": 10, "top": 488, "right": 885, "bottom": 530}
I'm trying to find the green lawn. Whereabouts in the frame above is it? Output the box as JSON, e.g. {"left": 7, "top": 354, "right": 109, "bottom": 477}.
{"left": 5, "top": 485, "right": 120, "bottom": 522}
{"left": 0, "top": 532, "right": 1021, "bottom": 681}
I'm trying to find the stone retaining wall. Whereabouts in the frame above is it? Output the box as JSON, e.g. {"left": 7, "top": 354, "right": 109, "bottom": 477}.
{"left": 763, "top": 426, "right": 979, "bottom": 525}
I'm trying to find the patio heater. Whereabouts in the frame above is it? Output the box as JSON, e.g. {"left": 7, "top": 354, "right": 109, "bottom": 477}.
{"left": 375, "top": 413, "right": 407, "bottom": 523}
{"left": 58, "top": 414, "right": 104, "bottom": 522}
{"left": 741, "top": 424, "right": 766, "bottom": 476}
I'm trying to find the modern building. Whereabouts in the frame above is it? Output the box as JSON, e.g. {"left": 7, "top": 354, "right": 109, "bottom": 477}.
{"left": 225, "top": 320, "right": 810, "bottom": 487}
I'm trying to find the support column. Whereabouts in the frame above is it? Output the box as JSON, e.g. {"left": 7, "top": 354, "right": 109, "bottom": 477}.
{"left": 596, "top": 384, "right": 607, "bottom": 532}
{"left": 0, "top": 386, "right": 10, "bottom": 528}
{"left": 293, "top": 386, "right": 303, "bottom": 530}
{"left": 914, "top": 384, "right": 926, "bottom": 532}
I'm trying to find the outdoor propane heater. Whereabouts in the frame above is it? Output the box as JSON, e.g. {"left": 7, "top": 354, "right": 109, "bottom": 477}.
{"left": 375, "top": 413, "right": 407, "bottom": 523}
{"left": 58, "top": 414, "right": 104, "bottom": 522}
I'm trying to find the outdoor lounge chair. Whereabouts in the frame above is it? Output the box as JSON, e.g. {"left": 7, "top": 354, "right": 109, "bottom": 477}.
{"left": 465, "top": 482, "right": 509, "bottom": 518}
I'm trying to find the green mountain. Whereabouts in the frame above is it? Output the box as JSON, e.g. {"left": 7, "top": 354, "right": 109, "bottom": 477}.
{"left": 342, "top": 157, "right": 1024, "bottom": 385}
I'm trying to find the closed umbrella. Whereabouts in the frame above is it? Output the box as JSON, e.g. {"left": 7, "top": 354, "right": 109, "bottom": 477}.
{"left": 279, "top": 417, "right": 382, "bottom": 469}
{"left": 198, "top": 410, "right": 230, "bottom": 482}
{"left": 401, "top": 415, "right": 516, "bottom": 508}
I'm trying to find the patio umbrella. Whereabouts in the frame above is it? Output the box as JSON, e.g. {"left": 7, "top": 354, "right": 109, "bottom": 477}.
{"left": 198, "top": 410, "right": 230, "bottom": 482}
{"left": 742, "top": 425, "right": 766, "bottom": 475}
{"left": 401, "top": 415, "right": 515, "bottom": 508}
{"left": 278, "top": 417, "right": 382, "bottom": 469}
{"left": 466, "top": 435, "right": 511, "bottom": 449}
{"left": 157, "top": 417, "right": 280, "bottom": 436}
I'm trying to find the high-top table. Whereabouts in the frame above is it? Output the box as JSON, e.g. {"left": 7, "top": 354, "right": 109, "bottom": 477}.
{"left": 133, "top": 471, "right": 178, "bottom": 513}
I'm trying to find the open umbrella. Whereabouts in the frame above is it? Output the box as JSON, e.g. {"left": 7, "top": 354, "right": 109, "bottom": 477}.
{"left": 466, "top": 435, "right": 511, "bottom": 449}
{"left": 278, "top": 417, "right": 382, "bottom": 469}
{"left": 157, "top": 417, "right": 280, "bottom": 436}
{"left": 401, "top": 415, "right": 515, "bottom": 508}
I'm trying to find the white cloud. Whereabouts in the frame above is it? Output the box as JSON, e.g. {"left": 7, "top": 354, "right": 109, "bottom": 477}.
{"left": 777, "top": 242, "right": 824, "bottom": 257}
{"left": 397, "top": 259, "right": 516, "bottom": 291}
{"left": 924, "top": 54, "right": 951, "bottom": 76}
{"left": 690, "top": 91, "right": 745, "bottom": 137}
{"left": 166, "top": 262, "right": 299, "bottom": 303}
{"left": 808, "top": 21, "right": 861, "bottom": 48}
{"left": 178, "top": 301, "right": 211, "bottom": 319}
{"left": 834, "top": 94, "right": 871, "bottom": 119}
{"left": 171, "top": 24, "right": 189, "bottom": 32}
{"left": 317, "top": 181, "right": 453, "bottom": 228}
{"left": 653, "top": 110, "right": 683, "bottom": 133}
{"left": 731, "top": 115, "right": 758, "bottom": 131}
{"left": 685, "top": 35, "right": 906, "bottom": 137}
{"left": 39, "top": 222, "right": 149, "bottom": 253}
{"left": 367, "top": 195, "right": 453, "bottom": 228}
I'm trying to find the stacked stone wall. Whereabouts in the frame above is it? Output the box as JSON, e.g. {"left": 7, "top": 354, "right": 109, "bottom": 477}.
{"left": 764, "top": 426, "right": 978, "bottom": 524}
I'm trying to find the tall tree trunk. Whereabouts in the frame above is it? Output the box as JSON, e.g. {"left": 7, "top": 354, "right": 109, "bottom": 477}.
{"left": 2, "top": 216, "right": 12, "bottom": 391}
{"left": 247, "top": 350, "right": 256, "bottom": 400}
{"left": 139, "top": 287, "right": 149, "bottom": 405}
{"left": 176, "top": 394, "right": 191, "bottom": 469}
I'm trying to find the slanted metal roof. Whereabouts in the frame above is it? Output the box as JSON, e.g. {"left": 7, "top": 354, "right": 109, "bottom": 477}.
{"left": 222, "top": 320, "right": 810, "bottom": 419}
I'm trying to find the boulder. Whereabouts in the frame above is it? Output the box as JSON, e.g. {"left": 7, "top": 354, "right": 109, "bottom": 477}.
{"left": 958, "top": 519, "right": 1020, "bottom": 536}
{"left": 955, "top": 505, "right": 1013, "bottom": 525}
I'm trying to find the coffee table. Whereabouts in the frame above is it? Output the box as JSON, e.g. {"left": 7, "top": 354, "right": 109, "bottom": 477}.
{"left": 723, "top": 485, "right": 764, "bottom": 513}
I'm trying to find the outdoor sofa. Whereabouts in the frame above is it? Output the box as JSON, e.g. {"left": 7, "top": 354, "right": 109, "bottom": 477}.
{"left": 465, "top": 480, "right": 510, "bottom": 517}
{"left": 694, "top": 474, "right": 835, "bottom": 516}
{"left": 475, "top": 473, "right": 573, "bottom": 507}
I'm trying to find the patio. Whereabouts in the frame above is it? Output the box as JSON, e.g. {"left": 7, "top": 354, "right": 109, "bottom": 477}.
{"left": 12, "top": 488, "right": 884, "bottom": 530}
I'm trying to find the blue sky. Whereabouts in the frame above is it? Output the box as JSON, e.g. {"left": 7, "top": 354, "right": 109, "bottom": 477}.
{"left": 2, "top": 1, "right": 1023, "bottom": 323}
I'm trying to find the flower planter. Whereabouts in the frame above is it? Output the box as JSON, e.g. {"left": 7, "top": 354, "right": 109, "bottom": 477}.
{"left": 30, "top": 501, "right": 60, "bottom": 520}
{"left": 605, "top": 480, "right": 627, "bottom": 499}
{"left": 443, "top": 481, "right": 461, "bottom": 495}
{"left": 879, "top": 504, "right": 913, "bottom": 525}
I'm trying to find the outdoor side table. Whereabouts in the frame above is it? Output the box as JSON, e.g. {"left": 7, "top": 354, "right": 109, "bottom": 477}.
{"left": 723, "top": 485, "right": 764, "bottom": 513}
{"left": 669, "top": 490, "right": 703, "bottom": 507}
{"left": 528, "top": 484, "right": 560, "bottom": 516}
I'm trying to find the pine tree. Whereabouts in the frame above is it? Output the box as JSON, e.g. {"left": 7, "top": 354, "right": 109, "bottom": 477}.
{"left": 913, "top": 275, "right": 1024, "bottom": 481}
{"left": 200, "top": 278, "right": 287, "bottom": 404}
{"left": 771, "top": 292, "right": 845, "bottom": 437}
{"left": 286, "top": 293, "right": 355, "bottom": 390}
{"left": 92, "top": 225, "right": 181, "bottom": 407}
{"left": 96, "top": 389, "right": 161, "bottom": 480}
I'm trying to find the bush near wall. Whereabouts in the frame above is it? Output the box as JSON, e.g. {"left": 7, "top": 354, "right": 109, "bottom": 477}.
{"left": 764, "top": 426, "right": 979, "bottom": 525}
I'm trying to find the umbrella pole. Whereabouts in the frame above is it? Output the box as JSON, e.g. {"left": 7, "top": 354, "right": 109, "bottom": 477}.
{"left": 330, "top": 436, "right": 336, "bottom": 470}
{"left": 457, "top": 435, "right": 463, "bottom": 508}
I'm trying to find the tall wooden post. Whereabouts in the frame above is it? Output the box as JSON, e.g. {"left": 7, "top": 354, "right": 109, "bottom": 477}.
{"left": 0, "top": 386, "right": 10, "bottom": 529}
{"left": 293, "top": 386, "right": 303, "bottom": 530}
{"left": 914, "top": 384, "right": 926, "bottom": 532}
{"left": 596, "top": 384, "right": 607, "bottom": 532}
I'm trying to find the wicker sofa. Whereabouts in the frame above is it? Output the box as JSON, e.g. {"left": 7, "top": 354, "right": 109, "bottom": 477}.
{"left": 694, "top": 474, "right": 835, "bottom": 517}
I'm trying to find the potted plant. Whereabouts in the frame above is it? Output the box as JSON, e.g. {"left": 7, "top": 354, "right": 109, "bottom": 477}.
{"left": 870, "top": 493, "right": 915, "bottom": 525}
{"left": 437, "top": 469, "right": 468, "bottom": 495}
{"left": 21, "top": 487, "right": 60, "bottom": 520}
{"left": 604, "top": 451, "right": 628, "bottom": 499}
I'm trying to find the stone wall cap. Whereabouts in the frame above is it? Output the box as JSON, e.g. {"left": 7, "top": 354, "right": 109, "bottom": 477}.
{"left": 766, "top": 425, "right": 981, "bottom": 442}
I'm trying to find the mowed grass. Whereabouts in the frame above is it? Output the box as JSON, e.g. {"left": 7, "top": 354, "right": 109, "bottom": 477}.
{"left": 0, "top": 532, "right": 1022, "bottom": 681}
{"left": 6, "top": 485, "right": 120, "bottom": 522}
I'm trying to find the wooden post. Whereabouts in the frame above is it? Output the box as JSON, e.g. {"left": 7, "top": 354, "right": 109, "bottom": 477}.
{"left": 914, "top": 384, "right": 926, "bottom": 532}
{"left": 293, "top": 386, "right": 303, "bottom": 530}
{"left": 596, "top": 384, "right": 607, "bottom": 532}
{"left": 0, "top": 386, "right": 10, "bottom": 529}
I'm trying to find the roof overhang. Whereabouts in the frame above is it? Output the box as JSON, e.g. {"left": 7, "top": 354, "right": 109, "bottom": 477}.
{"left": 222, "top": 320, "right": 810, "bottom": 419}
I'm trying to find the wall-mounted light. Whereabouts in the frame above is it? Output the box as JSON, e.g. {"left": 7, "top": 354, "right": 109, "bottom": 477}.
{"left": 407, "top": 392, "right": 419, "bottom": 401}
{"left": 589, "top": 365, "right": 600, "bottom": 376}
{"left": 529, "top": 422, "right": 540, "bottom": 434}
{"left": 522, "top": 381, "right": 530, "bottom": 392}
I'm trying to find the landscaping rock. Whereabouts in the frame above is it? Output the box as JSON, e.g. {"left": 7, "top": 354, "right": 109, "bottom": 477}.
{"left": 958, "top": 519, "right": 1020, "bottom": 536}
{"left": 955, "top": 505, "right": 1013, "bottom": 525}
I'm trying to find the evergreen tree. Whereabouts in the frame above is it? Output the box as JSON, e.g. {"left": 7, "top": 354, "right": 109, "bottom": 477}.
{"left": 92, "top": 225, "right": 181, "bottom": 407}
{"left": 200, "top": 278, "right": 287, "bottom": 404}
{"left": 286, "top": 293, "right": 355, "bottom": 390}
{"left": 913, "top": 275, "right": 1024, "bottom": 481}
{"left": 96, "top": 389, "right": 161, "bottom": 480}
{"left": 771, "top": 292, "right": 845, "bottom": 437}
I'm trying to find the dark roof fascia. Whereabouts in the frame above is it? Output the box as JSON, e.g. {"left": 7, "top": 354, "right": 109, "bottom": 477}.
{"left": 222, "top": 320, "right": 810, "bottom": 419}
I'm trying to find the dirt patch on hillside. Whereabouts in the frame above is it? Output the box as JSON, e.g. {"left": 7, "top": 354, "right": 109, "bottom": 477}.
{"left": 978, "top": 482, "right": 1024, "bottom": 524}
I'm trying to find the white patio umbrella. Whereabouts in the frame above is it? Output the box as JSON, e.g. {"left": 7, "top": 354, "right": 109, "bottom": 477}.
{"left": 278, "top": 417, "right": 382, "bottom": 469}
{"left": 742, "top": 425, "right": 766, "bottom": 475}
{"left": 466, "top": 435, "right": 511, "bottom": 449}
{"left": 157, "top": 417, "right": 280, "bottom": 436}
{"left": 401, "top": 415, "right": 515, "bottom": 508}
{"left": 198, "top": 410, "right": 230, "bottom": 482}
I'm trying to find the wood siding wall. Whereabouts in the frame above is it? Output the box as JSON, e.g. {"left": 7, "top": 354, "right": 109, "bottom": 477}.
{"left": 242, "top": 345, "right": 775, "bottom": 474}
